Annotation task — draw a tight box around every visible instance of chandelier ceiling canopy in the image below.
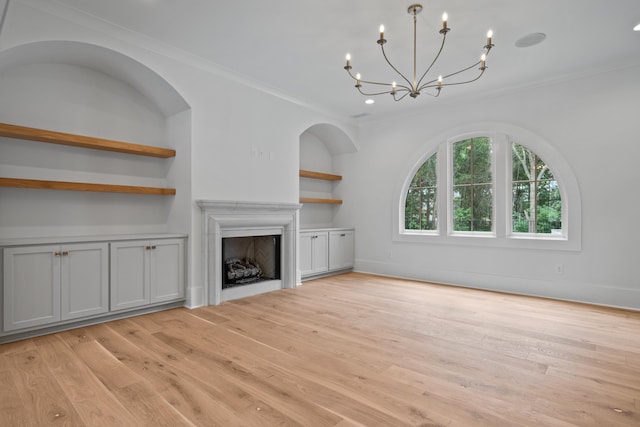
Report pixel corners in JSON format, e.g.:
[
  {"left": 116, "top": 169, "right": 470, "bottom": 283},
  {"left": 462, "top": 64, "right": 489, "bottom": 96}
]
[{"left": 344, "top": 3, "right": 495, "bottom": 101}]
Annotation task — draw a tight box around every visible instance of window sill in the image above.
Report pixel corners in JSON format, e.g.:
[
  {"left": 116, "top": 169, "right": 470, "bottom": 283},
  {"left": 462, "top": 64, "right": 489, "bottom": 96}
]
[{"left": 394, "top": 230, "right": 579, "bottom": 251}]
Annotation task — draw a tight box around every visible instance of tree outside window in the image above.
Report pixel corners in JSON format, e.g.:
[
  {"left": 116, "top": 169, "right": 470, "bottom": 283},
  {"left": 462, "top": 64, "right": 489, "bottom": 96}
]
[
  {"left": 403, "top": 133, "right": 566, "bottom": 241},
  {"left": 405, "top": 154, "right": 437, "bottom": 230},
  {"left": 452, "top": 137, "right": 493, "bottom": 232},
  {"left": 512, "top": 143, "right": 562, "bottom": 234}
]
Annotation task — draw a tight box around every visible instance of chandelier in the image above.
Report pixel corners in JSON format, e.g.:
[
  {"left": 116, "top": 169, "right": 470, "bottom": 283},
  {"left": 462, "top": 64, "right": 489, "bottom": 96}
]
[{"left": 344, "top": 4, "right": 494, "bottom": 101}]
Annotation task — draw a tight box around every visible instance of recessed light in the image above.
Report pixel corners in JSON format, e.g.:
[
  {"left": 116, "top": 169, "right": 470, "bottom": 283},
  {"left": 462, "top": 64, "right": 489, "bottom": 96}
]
[
  {"left": 365, "top": 99, "right": 375, "bottom": 105},
  {"left": 634, "top": 23, "right": 640, "bottom": 32},
  {"left": 515, "top": 32, "right": 546, "bottom": 48}
]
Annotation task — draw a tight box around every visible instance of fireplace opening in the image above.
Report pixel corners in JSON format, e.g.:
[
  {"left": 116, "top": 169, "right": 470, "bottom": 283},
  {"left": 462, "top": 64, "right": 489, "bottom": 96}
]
[{"left": 222, "top": 235, "right": 281, "bottom": 289}]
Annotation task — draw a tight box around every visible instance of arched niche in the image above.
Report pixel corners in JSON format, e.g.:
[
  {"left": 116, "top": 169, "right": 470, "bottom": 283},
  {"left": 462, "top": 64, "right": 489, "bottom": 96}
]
[
  {"left": 0, "top": 40, "right": 189, "bottom": 117},
  {"left": 299, "top": 123, "right": 356, "bottom": 228},
  {"left": 0, "top": 40, "right": 192, "bottom": 238}
]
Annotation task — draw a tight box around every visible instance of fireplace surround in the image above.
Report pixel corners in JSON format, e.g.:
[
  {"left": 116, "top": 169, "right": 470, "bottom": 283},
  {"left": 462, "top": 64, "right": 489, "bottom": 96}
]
[{"left": 197, "top": 200, "right": 301, "bottom": 305}]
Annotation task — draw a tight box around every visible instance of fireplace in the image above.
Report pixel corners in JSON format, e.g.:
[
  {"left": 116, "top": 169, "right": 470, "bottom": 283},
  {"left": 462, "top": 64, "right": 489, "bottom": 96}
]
[
  {"left": 222, "top": 234, "right": 281, "bottom": 288},
  {"left": 197, "top": 200, "right": 301, "bottom": 305}
]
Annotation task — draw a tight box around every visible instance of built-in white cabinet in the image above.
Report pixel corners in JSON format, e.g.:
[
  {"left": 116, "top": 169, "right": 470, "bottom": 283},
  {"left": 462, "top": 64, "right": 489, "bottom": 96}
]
[
  {"left": 329, "top": 230, "right": 355, "bottom": 271},
  {"left": 3, "top": 242, "right": 108, "bottom": 332},
  {"left": 300, "top": 231, "right": 329, "bottom": 277},
  {"left": 110, "top": 238, "right": 184, "bottom": 311},
  {"left": 1, "top": 234, "right": 186, "bottom": 338},
  {"left": 300, "top": 228, "right": 354, "bottom": 279}
]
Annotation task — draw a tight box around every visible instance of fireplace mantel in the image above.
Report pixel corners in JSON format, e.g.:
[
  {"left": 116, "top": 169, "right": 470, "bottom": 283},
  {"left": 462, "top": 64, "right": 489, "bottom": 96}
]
[{"left": 197, "top": 200, "right": 302, "bottom": 305}]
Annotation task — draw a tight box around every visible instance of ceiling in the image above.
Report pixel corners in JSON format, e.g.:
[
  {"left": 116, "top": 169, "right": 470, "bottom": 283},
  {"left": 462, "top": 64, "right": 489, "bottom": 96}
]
[{"left": 41, "top": 0, "right": 640, "bottom": 120}]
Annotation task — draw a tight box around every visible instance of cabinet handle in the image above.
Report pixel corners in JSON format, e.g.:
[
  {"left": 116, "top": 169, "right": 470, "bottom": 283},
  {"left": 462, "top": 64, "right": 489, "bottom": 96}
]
[
  {"left": 151, "top": 246, "right": 156, "bottom": 250},
  {"left": 145, "top": 246, "right": 151, "bottom": 250},
  {"left": 54, "top": 251, "right": 61, "bottom": 257},
  {"left": 62, "top": 251, "right": 69, "bottom": 256},
  {"left": 340, "top": 233, "right": 346, "bottom": 237}
]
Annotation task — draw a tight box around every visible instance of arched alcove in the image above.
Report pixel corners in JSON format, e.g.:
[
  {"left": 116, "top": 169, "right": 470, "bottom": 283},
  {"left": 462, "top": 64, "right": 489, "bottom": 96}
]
[
  {"left": 299, "top": 123, "right": 356, "bottom": 228},
  {"left": 0, "top": 40, "right": 192, "bottom": 238}
]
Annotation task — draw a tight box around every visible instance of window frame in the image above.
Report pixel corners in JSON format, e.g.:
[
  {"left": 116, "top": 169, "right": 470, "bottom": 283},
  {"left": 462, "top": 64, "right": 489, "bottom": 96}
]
[
  {"left": 394, "top": 124, "right": 581, "bottom": 251},
  {"left": 447, "top": 133, "right": 497, "bottom": 237}
]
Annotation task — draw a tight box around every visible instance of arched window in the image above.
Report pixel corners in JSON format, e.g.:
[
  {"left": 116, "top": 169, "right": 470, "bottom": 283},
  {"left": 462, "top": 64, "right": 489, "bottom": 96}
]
[
  {"left": 511, "top": 142, "right": 562, "bottom": 235},
  {"left": 452, "top": 137, "right": 493, "bottom": 232},
  {"left": 405, "top": 154, "right": 437, "bottom": 231},
  {"left": 399, "top": 126, "right": 579, "bottom": 250}
]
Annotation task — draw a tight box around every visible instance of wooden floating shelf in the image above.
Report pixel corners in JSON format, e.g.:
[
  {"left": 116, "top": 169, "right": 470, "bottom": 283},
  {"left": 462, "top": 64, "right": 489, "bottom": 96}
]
[
  {"left": 0, "top": 122, "right": 176, "bottom": 158},
  {"left": 299, "top": 170, "right": 342, "bottom": 181},
  {"left": 300, "top": 197, "right": 342, "bottom": 205},
  {"left": 0, "top": 178, "right": 176, "bottom": 195}
]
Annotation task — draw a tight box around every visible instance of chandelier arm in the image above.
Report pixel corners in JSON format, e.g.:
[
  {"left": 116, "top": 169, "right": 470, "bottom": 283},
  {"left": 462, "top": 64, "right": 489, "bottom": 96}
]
[
  {"left": 357, "top": 87, "right": 395, "bottom": 96},
  {"left": 393, "top": 91, "right": 411, "bottom": 101},
  {"left": 416, "top": 33, "right": 447, "bottom": 88},
  {"left": 417, "top": 61, "right": 484, "bottom": 91},
  {"left": 419, "top": 67, "right": 485, "bottom": 91},
  {"left": 442, "top": 60, "right": 483, "bottom": 79},
  {"left": 423, "top": 89, "right": 442, "bottom": 97},
  {"left": 346, "top": 65, "right": 411, "bottom": 90},
  {"left": 380, "top": 44, "right": 414, "bottom": 89}
]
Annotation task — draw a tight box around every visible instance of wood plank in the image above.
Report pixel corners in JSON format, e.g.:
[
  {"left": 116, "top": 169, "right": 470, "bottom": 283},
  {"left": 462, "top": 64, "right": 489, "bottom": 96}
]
[
  {"left": 35, "top": 337, "right": 139, "bottom": 426},
  {"left": 299, "top": 169, "right": 342, "bottom": 181},
  {"left": 0, "top": 369, "right": 30, "bottom": 426},
  {"left": 6, "top": 349, "right": 86, "bottom": 426},
  {"left": 2, "top": 272, "right": 640, "bottom": 426},
  {"left": 0, "top": 122, "right": 176, "bottom": 158},
  {"left": 0, "top": 177, "right": 176, "bottom": 195},
  {"left": 300, "top": 197, "right": 342, "bottom": 204}
]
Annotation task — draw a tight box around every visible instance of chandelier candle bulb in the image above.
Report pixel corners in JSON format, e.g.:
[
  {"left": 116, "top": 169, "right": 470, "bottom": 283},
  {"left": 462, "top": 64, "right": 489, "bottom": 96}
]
[
  {"left": 379, "top": 25, "right": 385, "bottom": 43},
  {"left": 345, "top": 53, "right": 351, "bottom": 69},
  {"left": 442, "top": 12, "right": 448, "bottom": 30},
  {"left": 486, "top": 30, "right": 493, "bottom": 47},
  {"left": 438, "top": 75, "right": 442, "bottom": 88},
  {"left": 481, "top": 53, "right": 486, "bottom": 69}
]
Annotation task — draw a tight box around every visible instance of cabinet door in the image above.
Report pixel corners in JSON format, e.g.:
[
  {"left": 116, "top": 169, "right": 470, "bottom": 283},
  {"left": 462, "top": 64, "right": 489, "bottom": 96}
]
[
  {"left": 300, "top": 232, "right": 329, "bottom": 277},
  {"left": 3, "top": 245, "right": 61, "bottom": 331},
  {"left": 329, "top": 230, "right": 355, "bottom": 271},
  {"left": 299, "top": 233, "right": 314, "bottom": 276},
  {"left": 61, "top": 243, "right": 109, "bottom": 320},
  {"left": 312, "top": 232, "right": 329, "bottom": 275},
  {"left": 149, "top": 239, "right": 184, "bottom": 303},
  {"left": 110, "top": 241, "right": 149, "bottom": 311}
]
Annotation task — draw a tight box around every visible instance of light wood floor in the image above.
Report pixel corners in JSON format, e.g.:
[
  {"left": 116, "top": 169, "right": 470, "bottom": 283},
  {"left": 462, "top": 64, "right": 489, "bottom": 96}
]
[{"left": 1, "top": 272, "right": 639, "bottom": 426}]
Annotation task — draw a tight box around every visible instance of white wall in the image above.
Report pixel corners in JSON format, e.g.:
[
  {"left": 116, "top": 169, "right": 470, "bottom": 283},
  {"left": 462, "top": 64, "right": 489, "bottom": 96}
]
[
  {"left": 337, "top": 64, "right": 640, "bottom": 310},
  {"left": 0, "top": 0, "right": 357, "bottom": 307}
]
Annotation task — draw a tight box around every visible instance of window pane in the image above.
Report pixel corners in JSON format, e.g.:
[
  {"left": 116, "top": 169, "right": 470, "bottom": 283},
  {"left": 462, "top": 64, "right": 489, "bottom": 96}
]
[
  {"left": 453, "top": 137, "right": 493, "bottom": 232},
  {"left": 471, "top": 137, "right": 492, "bottom": 184},
  {"left": 453, "top": 186, "right": 471, "bottom": 231},
  {"left": 536, "top": 180, "right": 562, "bottom": 233},
  {"left": 512, "top": 142, "right": 562, "bottom": 234},
  {"left": 453, "top": 139, "right": 471, "bottom": 185},
  {"left": 405, "top": 155, "right": 437, "bottom": 230},
  {"left": 473, "top": 184, "right": 493, "bottom": 231},
  {"left": 410, "top": 155, "right": 437, "bottom": 187},
  {"left": 512, "top": 182, "right": 533, "bottom": 232}
]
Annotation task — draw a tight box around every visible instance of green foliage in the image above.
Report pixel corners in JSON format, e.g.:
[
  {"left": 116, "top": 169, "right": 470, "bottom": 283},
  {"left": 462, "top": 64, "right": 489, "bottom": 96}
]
[
  {"left": 405, "top": 155, "right": 437, "bottom": 230},
  {"left": 404, "top": 139, "right": 562, "bottom": 235},
  {"left": 453, "top": 137, "right": 493, "bottom": 231},
  {"left": 511, "top": 143, "right": 562, "bottom": 234}
]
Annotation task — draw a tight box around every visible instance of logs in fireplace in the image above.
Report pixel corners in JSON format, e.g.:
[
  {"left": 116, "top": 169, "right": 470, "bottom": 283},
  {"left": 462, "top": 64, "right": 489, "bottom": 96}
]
[{"left": 225, "top": 258, "right": 262, "bottom": 284}]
